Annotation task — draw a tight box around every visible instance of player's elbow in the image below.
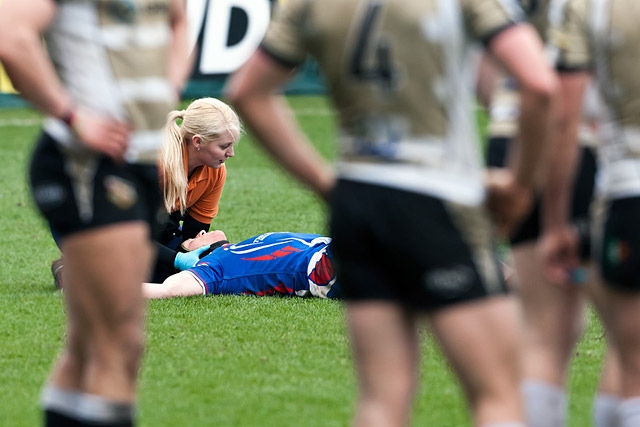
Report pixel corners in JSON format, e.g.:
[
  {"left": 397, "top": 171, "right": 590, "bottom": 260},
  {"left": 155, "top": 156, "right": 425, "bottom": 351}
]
[
  {"left": 0, "top": 27, "right": 24, "bottom": 63},
  {"left": 224, "top": 80, "right": 241, "bottom": 107},
  {"left": 521, "top": 72, "right": 559, "bottom": 110},
  {"left": 224, "top": 72, "right": 250, "bottom": 114},
  {"left": 224, "top": 52, "right": 280, "bottom": 115}
]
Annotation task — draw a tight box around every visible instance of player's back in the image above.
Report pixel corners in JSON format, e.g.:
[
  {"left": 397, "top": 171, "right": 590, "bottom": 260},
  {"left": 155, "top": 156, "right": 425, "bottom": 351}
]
[
  {"left": 554, "top": 0, "right": 640, "bottom": 197},
  {"left": 263, "top": 0, "right": 521, "bottom": 205}
]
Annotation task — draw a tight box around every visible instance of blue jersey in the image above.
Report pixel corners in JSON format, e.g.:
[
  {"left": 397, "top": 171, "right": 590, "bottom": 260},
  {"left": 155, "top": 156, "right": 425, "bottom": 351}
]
[{"left": 187, "top": 232, "right": 341, "bottom": 298}]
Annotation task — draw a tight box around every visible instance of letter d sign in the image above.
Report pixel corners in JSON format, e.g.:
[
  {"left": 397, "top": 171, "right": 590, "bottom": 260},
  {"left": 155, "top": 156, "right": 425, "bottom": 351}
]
[{"left": 189, "top": 0, "right": 272, "bottom": 75}]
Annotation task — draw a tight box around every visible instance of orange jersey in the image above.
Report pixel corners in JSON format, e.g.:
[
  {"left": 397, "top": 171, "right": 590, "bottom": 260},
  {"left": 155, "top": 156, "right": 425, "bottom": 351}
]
[
  {"left": 159, "top": 144, "right": 227, "bottom": 225},
  {"left": 179, "top": 163, "right": 226, "bottom": 224}
]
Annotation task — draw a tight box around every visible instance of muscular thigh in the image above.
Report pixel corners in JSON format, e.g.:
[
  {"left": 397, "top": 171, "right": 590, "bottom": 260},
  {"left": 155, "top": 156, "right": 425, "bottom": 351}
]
[
  {"left": 329, "top": 180, "right": 508, "bottom": 311},
  {"left": 29, "top": 132, "right": 163, "bottom": 239}
]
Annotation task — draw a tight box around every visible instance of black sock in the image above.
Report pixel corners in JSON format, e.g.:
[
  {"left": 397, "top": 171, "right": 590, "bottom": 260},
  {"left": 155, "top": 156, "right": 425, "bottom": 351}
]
[
  {"left": 80, "top": 419, "right": 133, "bottom": 427},
  {"left": 44, "top": 408, "right": 81, "bottom": 427},
  {"left": 41, "top": 385, "right": 134, "bottom": 427},
  {"left": 45, "top": 409, "right": 133, "bottom": 427}
]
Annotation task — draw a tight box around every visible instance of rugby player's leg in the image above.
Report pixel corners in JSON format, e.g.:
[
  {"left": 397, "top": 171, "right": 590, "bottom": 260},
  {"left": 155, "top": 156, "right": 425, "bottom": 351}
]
[
  {"left": 592, "top": 344, "right": 622, "bottom": 427},
  {"left": 429, "top": 295, "right": 524, "bottom": 426},
  {"left": 347, "top": 301, "right": 419, "bottom": 427},
  {"left": 588, "top": 280, "right": 640, "bottom": 427},
  {"left": 512, "top": 242, "right": 586, "bottom": 427},
  {"left": 45, "top": 222, "right": 151, "bottom": 426},
  {"left": 584, "top": 265, "right": 621, "bottom": 427}
]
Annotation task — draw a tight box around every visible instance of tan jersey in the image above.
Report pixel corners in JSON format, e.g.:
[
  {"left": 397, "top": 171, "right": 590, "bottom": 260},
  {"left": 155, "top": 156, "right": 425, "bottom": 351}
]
[
  {"left": 520, "top": 0, "right": 553, "bottom": 41},
  {"left": 554, "top": 0, "right": 640, "bottom": 198},
  {"left": 43, "top": 0, "right": 176, "bottom": 164},
  {"left": 488, "top": 0, "right": 602, "bottom": 147},
  {"left": 262, "top": 0, "right": 522, "bottom": 205}
]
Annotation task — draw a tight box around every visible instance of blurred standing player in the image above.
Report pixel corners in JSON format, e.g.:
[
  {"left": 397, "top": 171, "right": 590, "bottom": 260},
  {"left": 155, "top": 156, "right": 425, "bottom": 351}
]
[
  {"left": 0, "top": 1, "right": 190, "bottom": 426},
  {"left": 543, "top": 0, "right": 640, "bottom": 425},
  {"left": 226, "top": 0, "right": 557, "bottom": 425},
  {"left": 483, "top": 1, "right": 606, "bottom": 426}
]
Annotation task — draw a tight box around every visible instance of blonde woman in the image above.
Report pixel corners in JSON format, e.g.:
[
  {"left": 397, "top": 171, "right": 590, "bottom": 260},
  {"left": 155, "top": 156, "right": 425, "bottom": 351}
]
[
  {"left": 153, "top": 97, "right": 242, "bottom": 280},
  {"left": 158, "top": 97, "right": 241, "bottom": 246}
]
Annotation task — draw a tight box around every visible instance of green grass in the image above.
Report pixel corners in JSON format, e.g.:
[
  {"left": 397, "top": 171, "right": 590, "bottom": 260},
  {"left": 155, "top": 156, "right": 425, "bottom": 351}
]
[{"left": 0, "top": 96, "right": 605, "bottom": 426}]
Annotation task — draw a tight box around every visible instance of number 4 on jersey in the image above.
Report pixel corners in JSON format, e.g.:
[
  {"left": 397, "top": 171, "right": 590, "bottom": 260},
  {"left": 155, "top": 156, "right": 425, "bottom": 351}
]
[{"left": 349, "top": 0, "right": 397, "bottom": 93}]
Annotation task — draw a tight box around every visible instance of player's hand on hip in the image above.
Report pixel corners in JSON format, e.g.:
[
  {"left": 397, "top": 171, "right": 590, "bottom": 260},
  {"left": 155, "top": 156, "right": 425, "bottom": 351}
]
[
  {"left": 72, "top": 109, "right": 130, "bottom": 162},
  {"left": 485, "top": 167, "right": 533, "bottom": 239}
]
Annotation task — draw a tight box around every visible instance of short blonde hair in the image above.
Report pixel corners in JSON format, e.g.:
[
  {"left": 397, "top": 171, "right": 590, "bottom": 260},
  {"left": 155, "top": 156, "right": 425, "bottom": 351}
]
[{"left": 161, "top": 98, "right": 242, "bottom": 214}]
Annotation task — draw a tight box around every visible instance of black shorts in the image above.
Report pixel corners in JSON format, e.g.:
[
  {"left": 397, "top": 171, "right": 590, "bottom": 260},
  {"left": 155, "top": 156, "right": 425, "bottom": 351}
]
[
  {"left": 29, "top": 132, "right": 165, "bottom": 239},
  {"left": 329, "top": 180, "right": 508, "bottom": 311},
  {"left": 487, "top": 136, "right": 596, "bottom": 259},
  {"left": 594, "top": 197, "right": 640, "bottom": 292}
]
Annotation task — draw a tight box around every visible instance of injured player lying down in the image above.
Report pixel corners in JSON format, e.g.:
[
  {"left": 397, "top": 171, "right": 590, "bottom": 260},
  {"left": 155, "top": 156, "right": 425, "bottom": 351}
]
[{"left": 143, "top": 230, "right": 341, "bottom": 299}]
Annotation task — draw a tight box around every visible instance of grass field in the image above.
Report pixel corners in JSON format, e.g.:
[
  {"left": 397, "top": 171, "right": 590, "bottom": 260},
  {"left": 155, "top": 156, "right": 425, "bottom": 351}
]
[{"left": 0, "top": 96, "right": 606, "bottom": 426}]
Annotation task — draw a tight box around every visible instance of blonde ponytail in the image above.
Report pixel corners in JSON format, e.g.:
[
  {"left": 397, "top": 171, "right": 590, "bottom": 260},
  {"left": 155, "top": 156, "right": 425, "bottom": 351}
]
[
  {"left": 160, "top": 98, "right": 243, "bottom": 215},
  {"left": 161, "top": 109, "right": 188, "bottom": 213}
]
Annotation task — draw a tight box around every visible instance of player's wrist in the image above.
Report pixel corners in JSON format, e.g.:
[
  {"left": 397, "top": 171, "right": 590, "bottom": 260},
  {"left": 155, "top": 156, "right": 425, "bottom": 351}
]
[{"left": 60, "top": 108, "right": 80, "bottom": 134}]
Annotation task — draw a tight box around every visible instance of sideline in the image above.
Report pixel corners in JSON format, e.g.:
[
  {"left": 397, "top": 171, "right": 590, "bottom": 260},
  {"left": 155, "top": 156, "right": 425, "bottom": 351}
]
[
  {"left": 0, "top": 118, "right": 43, "bottom": 127},
  {"left": 0, "top": 109, "right": 333, "bottom": 128}
]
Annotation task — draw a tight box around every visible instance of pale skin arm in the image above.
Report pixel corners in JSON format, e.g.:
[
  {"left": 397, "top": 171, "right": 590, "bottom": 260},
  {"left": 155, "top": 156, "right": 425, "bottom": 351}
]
[
  {"left": 224, "top": 51, "right": 335, "bottom": 200},
  {"left": 484, "top": 23, "right": 559, "bottom": 238},
  {"left": 476, "top": 51, "right": 504, "bottom": 110},
  {"left": 538, "top": 71, "right": 589, "bottom": 284},
  {"left": 488, "top": 23, "right": 558, "bottom": 188},
  {"left": 143, "top": 271, "right": 204, "bottom": 299},
  {"left": 541, "top": 72, "right": 588, "bottom": 230},
  {"left": 0, "top": 0, "right": 68, "bottom": 120},
  {"left": 168, "top": 0, "right": 193, "bottom": 94},
  {"left": 0, "top": 0, "right": 129, "bottom": 161}
]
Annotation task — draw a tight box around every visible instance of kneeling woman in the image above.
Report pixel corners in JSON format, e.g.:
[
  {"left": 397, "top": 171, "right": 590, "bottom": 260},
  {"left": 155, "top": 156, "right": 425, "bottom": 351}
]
[{"left": 153, "top": 97, "right": 242, "bottom": 281}]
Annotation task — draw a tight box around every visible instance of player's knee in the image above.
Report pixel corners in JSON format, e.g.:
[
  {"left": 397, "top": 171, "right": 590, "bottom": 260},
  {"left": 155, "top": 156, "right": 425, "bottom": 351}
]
[
  {"left": 121, "top": 323, "right": 145, "bottom": 377},
  {"left": 104, "top": 305, "right": 145, "bottom": 366},
  {"left": 464, "top": 367, "right": 520, "bottom": 410},
  {"left": 362, "top": 375, "right": 417, "bottom": 410}
]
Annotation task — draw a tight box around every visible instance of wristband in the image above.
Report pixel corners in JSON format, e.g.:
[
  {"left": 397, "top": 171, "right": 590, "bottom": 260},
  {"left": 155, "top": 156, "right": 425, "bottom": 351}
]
[{"left": 61, "top": 109, "right": 76, "bottom": 128}]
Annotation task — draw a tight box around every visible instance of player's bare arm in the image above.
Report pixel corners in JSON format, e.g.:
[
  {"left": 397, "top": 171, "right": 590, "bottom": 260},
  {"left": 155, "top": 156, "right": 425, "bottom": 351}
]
[
  {"left": 0, "top": 0, "right": 69, "bottom": 119},
  {"left": 143, "top": 271, "right": 204, "bottom": 299},
  {"left": 225, "top": 50, "right": 335, "bottom": 200},
  {"left": 168, "top": 0, "right": 192, "bottom": 95},
  {"left": 0, "top": 0, "right": 130, "bottom": 161},
  {"left": 485, "top": 23, "right": 559, "bottom": 237},
  {"left": 539, "top": 71, "right": 590, "bottom": 284}
]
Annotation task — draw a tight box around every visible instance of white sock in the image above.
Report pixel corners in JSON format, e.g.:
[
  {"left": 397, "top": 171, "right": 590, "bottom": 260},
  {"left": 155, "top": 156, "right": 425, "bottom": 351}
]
[
  {"left": 76, "top": 392, "right": 135, "bottom": 424},
  {"left": 40, "top": 384, "right": 81, "bottom": 417},
  {"left": 617, "top": 397, "right": 640, "bottom": 427},
  {"left": 41, "top": 385, "right": 134, "bottom": 424},
  {"left": 522, "top": 379, "right": 566, "bottom": 427},
  {"left": 593, "top": 394, "right": 621, "bottom": 427}
]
